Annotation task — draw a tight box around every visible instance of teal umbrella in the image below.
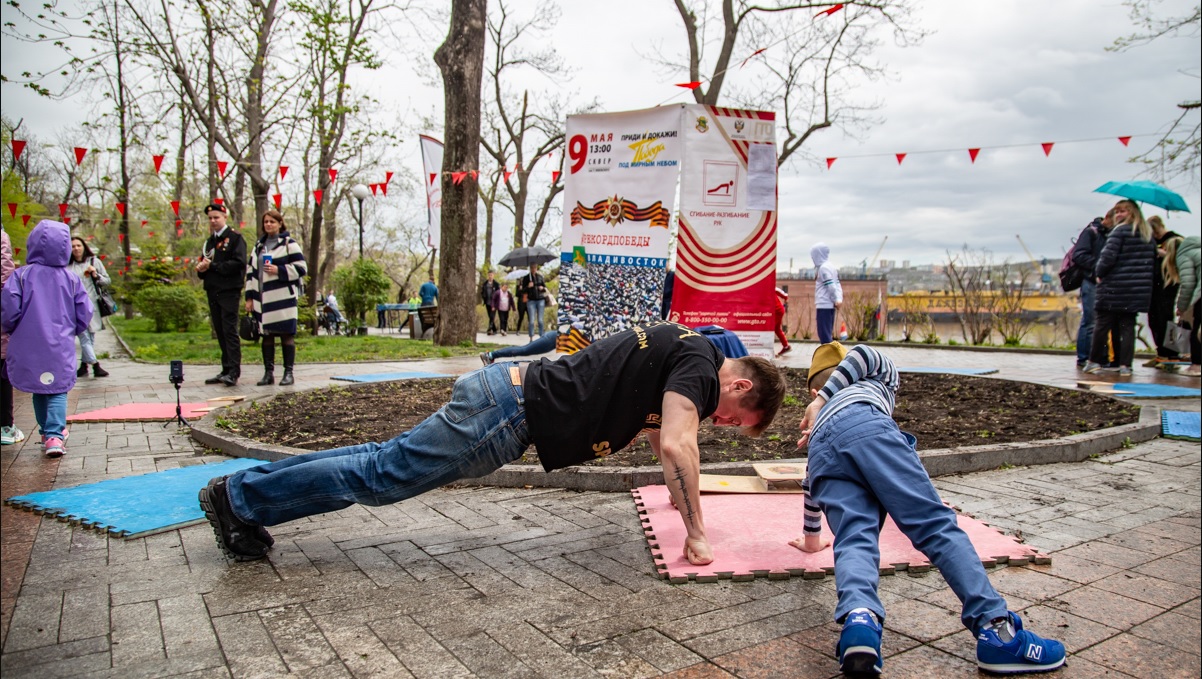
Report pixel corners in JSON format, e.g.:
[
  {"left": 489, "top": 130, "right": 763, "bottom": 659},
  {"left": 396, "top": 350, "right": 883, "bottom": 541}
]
[{"left": 1094, "top": 180, "right": 1191, "bottom": 212}]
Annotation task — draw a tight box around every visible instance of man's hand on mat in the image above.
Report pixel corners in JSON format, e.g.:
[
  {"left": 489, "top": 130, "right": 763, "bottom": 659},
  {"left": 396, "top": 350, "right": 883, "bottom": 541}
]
[
  {"left": 685, "top": 536, "right": 713, "bottom": 565},
  {"left": 789, "top": 534, "right": 831, "bottom": 553}
]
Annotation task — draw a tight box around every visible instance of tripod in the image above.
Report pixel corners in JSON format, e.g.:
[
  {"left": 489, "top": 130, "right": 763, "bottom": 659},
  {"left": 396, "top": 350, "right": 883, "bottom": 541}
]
[{"left": 163, "top": 381, "right": 190, "bottom": 428}]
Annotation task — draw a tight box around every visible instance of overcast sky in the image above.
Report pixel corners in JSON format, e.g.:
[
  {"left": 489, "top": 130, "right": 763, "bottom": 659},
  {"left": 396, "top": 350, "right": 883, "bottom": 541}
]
[{"left": 3, "top": 0, "right": 1199, "bottom": 270}]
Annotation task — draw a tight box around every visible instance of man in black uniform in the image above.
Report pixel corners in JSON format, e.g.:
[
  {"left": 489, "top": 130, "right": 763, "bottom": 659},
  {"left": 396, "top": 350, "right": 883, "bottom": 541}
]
[
  {"left": 199, "top": 321, "right": 787, "bottom": 562},
  {"left": 196, "top": 203, "right": 247, "bottom": 386}
]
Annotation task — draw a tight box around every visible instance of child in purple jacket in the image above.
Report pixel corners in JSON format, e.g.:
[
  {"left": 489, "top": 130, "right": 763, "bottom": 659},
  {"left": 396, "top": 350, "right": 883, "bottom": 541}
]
[{"left": 0, "top": 221, "right": 93, "bottom": 457}]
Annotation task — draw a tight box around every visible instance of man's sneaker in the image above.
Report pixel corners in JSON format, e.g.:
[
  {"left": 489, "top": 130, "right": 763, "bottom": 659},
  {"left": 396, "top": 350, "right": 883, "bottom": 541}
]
[
  {"left": 1117, "top": 366, "right": 1133, "bottom": 377},
  {"left": 1, "top": 425, "right": 25, "bottom": 445},
  {"left": 976, "top": 612, "right": 1066, "bottom": 675},
  {"left": 43, "top": 436, "right": 65, "bottom": 458},
  {"left": 479, "top": 352, "right": 494, "bottom": 366},
  {"left": 1081, "top": 362, "right": 1103, "bottom": 374},
  {"left": 837, "top": 610, "right": 883, "bottom": 676},
  {"left": 198, "top": 477, "right": 269, "bottom": 561}
]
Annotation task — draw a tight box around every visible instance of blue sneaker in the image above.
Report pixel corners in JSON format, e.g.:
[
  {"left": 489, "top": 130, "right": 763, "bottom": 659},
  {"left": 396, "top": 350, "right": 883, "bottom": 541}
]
[
  {"left": 977, "top": 612, "right": 1066, "bottom": 674},
  {"left": 837, "top": 610, "right": 882, "bottom": 676}
]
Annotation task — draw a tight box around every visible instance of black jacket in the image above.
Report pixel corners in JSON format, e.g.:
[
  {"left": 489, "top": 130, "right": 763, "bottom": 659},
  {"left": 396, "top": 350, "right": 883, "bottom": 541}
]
[
  {"left": 480, "top": 278, "right": 500, "bottom": 308},
  {"left": 198, "top": 227, "right": 248, "bottom": 294},
  {"left": 1094, "top": 224, "right": 1156, "bottom": 314},
  {"left": 1070, "top": 218, "right": 1109, "bottom": 274}
]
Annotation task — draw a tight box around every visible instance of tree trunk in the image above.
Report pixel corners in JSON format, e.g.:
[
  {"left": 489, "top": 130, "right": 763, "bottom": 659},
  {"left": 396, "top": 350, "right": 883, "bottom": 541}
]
[{"left": 433, "top": 0, "right": 487, "bottom": 346}]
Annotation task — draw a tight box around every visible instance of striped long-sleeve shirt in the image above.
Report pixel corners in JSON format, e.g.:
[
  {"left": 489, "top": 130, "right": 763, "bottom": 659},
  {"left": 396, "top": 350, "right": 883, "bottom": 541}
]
[{"left": 801, "top": 345, "right": 900, "bottom": 535}]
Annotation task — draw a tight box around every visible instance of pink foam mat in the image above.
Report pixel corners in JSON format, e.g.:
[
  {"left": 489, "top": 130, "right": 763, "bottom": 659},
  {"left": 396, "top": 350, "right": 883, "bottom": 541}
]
[
  {"left": 632, "top": 485, "right": 1048, "bottom": 584},
  {"left": 67, "top": 403, "right": 215, "bottom": 423}
]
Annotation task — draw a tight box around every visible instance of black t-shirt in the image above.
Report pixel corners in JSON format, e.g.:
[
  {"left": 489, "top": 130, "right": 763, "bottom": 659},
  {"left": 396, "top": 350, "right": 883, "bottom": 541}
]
[{"left": 525, "top": 321, "right": 724, "bottom": 471}]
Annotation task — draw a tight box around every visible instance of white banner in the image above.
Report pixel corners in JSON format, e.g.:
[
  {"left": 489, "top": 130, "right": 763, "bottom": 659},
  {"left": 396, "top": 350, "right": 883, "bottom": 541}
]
[
  {"left": 558, "top": 106, "right": 683, "bottom": 341},
  {"left": 418, "top": 134, "right": 444, "bottom": 249}
]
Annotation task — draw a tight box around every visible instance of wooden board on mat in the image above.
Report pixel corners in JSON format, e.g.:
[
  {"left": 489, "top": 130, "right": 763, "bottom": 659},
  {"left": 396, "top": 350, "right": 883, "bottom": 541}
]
[
  {"left": 698, "top": 474, "right": 805, "bottom": 494},
  {"left": 752, "top": 462, "right": 806, "bottom": 482},
  {"left": 207, "top": 395, "right": 246, "bottom": 403}
]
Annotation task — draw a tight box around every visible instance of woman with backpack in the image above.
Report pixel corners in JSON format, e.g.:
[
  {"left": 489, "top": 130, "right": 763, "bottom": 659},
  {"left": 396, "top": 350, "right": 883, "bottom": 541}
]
[
  {"left": 67, "top": 236, "right": 111, "bottom": 378},
  {"left": 1082, "top": 200, "right": 1157, "bottom": 376}
]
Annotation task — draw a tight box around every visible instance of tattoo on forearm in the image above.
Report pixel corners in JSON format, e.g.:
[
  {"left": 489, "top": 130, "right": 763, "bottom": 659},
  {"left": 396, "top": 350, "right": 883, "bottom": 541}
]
[{"left": 672, "top": 464, "right": 697, "bottom": 526}]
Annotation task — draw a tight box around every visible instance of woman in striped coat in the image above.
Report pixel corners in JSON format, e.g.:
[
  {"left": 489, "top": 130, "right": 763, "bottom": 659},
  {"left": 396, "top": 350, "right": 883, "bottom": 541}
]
[{"left": 245, "top": 210, "right": 307, "bottom": 386}]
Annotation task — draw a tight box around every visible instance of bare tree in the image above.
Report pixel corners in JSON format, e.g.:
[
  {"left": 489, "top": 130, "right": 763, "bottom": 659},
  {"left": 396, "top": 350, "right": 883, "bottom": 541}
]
[
  {"left": 433, "top": 0, "right": 487, "bottom": 346},
  {"left": 669, "top": 0, "right": 923, "bottom": 167},
  {"left": 1110, "top": 0, "right": 1201, "bottom": 187},
  {"left": 944, "top": 247, "right": 996, "bottom": 346},
  {"left": 993, "top": 263, "right": 1035, "bottom": 347}
]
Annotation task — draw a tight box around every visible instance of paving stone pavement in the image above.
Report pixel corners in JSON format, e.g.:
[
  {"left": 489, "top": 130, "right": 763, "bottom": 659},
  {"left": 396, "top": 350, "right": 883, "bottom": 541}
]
[{"left": 1, "top": 328, "right": 1198, "bottom": 677}]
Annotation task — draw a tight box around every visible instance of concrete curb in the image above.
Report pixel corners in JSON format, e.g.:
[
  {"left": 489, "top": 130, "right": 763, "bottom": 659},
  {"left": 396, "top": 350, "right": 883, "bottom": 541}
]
[{"left": 190, "top": 388, "right": 1161, "bottom": 491}]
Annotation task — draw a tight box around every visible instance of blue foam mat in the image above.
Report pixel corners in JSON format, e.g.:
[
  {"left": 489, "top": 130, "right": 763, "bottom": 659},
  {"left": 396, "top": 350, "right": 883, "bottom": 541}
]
[
  {"left": 900, "top": 367, "right": 998, "bottom": 376},
  {"left": 1109, "top": 383, "right": 1202, "bottom": 398},
  {"left": 1162, "top": 411, "right": 1201, "bottom": 441},
  {"left": 331, "top": 371, "right": 451, "bottom": 383},
  {"left": 4, "top": 458, "right": 266, "bottom": 539}
]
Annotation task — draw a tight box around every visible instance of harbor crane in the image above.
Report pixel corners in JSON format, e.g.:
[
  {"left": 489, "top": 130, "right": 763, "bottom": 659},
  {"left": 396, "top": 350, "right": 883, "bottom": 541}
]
[
  {"left": 860, "top": 236, "right": 888, "bottom": 276},
  {"left": 1015, "top": 235, "right": 1054, "bottom": 293}
]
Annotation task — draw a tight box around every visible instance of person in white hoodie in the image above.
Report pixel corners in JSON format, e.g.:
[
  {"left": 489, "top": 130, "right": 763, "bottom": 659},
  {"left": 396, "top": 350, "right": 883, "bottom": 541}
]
[{"left": 811, "top": 243, "right": 843, "bottom": 343}]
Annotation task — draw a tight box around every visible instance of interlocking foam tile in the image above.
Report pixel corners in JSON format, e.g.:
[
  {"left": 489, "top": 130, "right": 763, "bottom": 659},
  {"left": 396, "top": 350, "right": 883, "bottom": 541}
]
[
  {"left": 899, "top": 367, "right": 998, "bottom": 376},
  {"left": 632, "top": 485, "right": 1046, "bottom": 584},
  {"left": 67, "top": 402, "right": 217, "bottom": 422},
  {"left": 1162, "top": 410, "right": 1201, "bottom": 441},
  {"left": 5, "top": 458, "right": 266, "bottom": 539},
  {"left": 330, "top": 371, "right": 451, "bottom": 383},
  {"left": 1108, "top": 383, "right": 1202, "bottom": 398}
]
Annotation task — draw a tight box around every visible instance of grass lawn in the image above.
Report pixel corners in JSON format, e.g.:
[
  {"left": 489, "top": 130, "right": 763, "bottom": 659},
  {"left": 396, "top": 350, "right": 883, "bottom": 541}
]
[{"left": 108, "top": 316, "right": 500, "bottom": 364}]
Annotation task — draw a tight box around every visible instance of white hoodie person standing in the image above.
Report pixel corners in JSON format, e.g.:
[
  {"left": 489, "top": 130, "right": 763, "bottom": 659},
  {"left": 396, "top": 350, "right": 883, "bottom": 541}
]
[{"left": 812, "top": 243, "right": 843, "bottom": 343}]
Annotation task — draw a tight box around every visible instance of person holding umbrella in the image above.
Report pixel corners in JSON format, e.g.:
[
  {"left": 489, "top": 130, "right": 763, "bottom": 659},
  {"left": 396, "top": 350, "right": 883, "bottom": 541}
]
[
  {"left": 1082, "top": 199, "right": 1156, "bottom": 376},
  {"left": 519, "top": 264, "right": 548, "bottom": 340}
]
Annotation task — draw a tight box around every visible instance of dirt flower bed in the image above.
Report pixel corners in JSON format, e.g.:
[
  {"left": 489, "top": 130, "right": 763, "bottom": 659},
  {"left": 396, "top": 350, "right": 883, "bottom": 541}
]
[{"left": 221, "top": 370, "right": 1139, "bottom": 467}]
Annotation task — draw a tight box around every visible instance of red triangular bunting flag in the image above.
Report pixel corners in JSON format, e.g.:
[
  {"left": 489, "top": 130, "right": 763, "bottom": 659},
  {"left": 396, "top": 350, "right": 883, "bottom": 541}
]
[
  {"left": 175, "top": 219, "right": 181, "bottom": 227},
  {"left": 239, "top": 221, "right": 245, "bottom": 227},
  {"left": 451, "top": 171, "right": 467, "bottom": 185},
  {"left": 98, "top": 253, "right": 105, "bottom": 259},
  {"left": 279, "top": 165, "right": 289, "bottom": 180},
  {"left": 87, "top": 235, "right": 93, "bottom": 240},
  {"left": 137, "top": 260, "right": 142, "bottom": 266},
  {"left": 21, "top": 215, "right": 30, "bottom": 226},
  {"left": 119, "top": 234, "right": 125, "bottom": 243},
  {"left": 825, "top": 157, "right": 837, "bottom": 169},
  {"left": 12, "top": 248, "right": 18, "bottom": 255},
  {"left": 59, "top": 203, "right": 68, "bottom": 217},
  {"left": 213, "top": 197, "right": 224, "bottom": 205},
  {"left": 170, "top": 200, "right": 180, "bottom": 215},
  {"left": 217, "top": 160, "right": 228, "bottom": 177},
  {"left": 6, "top": 203, "right": 16, "bottom": 218},
  {"left": 551, "top": 170, "right": 561, "bottom": 184},
  {"left": 895, "top": 153, "right": 906, "bottom": 165},
  {"left": 675, "top": 81, "right": 702, "bottom": 90},
  {"left": 73, "top": 147, "right": 87, "bottom": 165},
  {"left": 147, "top": 231, "right": 155, "bottom": 237},
  {"left": 153, "top": 154, "right": 165, "bottom": 173},
  {"left": 385, "top": 171, "right": 393, "bottom": 184},
  {"left": 141, "top": 220, "right": 148, "bottom": 227},
  {"left": 504, "top": 166, "right": 514, "bottom": 182},
  {"left": 429, "top": 172, "right": 438, "bottom": 185},
  {"left": 115, "top": 202, "right": 126, "bottom": 216},
  {"left": 369, "top": 184, "right": 378, "bottom": 196},
  {"left": 379, "top": 182, "right": 388, "bottom": 196},
  {"left": 1118, "top": 136, "right": 1131, "bottom": 147},
  {"left": 313, "top": 189, "right": 323, "bottom": 205},
  {"left": 11, "top": 140, "right": 26, "bottom": 160},
  {"left": 470, "top": 170, "right": 479, "bottom": 180},
  {"left": 272, "top": 193, "right": 282, "bottom": 209},
  {"left": 968, "top": 148, "right": 981, "bottom": 163},
  {"left": 63, "top": 217, "right": 71, "bottom": 225},
  {"left": 328, "top": 168, "right": 338, "bottom": 182},
  {"left": 103, "top": 218, "right": 110, "bottom": 225},
  {"left": 178, "top": 229, "right": 184, "bottom": 237},
  {"left": 816, "top": 3, "right": 844, "bottom": 17},
  {"left": 740, "top": 48, "right": 768, "bottom": 69},
  {"left": 1041, "top": 142, "right": 1054, "bottom": 156}
]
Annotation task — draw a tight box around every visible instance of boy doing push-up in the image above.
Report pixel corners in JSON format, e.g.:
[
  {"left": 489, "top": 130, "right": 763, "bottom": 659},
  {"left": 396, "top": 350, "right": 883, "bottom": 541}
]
[{"left": 793, "top": 342, "right": 1065, "bottom": 676}]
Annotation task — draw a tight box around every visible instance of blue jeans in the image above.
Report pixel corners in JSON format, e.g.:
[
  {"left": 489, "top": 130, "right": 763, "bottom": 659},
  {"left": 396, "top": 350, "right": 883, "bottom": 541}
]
[
  {"left": 816, "top": 308, "right": 836, "bottom": 344},
  {"left": 807, "top": 403, "right": 1008, "bottom": 633},
  {"left": 526, "top": 299, "right": 546, "bottom": 339},
  {"left": 493, "top": 331, "right": 557, "bottom": 359},
  {"left": 78, "top": 329, "right": 97, "bottom": 364},
  {"left": 1076, "top": 279, "right": 1096, "bottom": 363},
  {"left": 32, "top": 392, "right": 68, "bottom": 439},
  {"left": 227, "top": 362, "right": 531, "bottom": 526}
]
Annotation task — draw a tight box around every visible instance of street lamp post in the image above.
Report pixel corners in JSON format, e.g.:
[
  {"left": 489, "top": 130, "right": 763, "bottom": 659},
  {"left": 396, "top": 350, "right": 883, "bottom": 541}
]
[{"left": 350, "top": 183, "right": 370, "bottom": 259}]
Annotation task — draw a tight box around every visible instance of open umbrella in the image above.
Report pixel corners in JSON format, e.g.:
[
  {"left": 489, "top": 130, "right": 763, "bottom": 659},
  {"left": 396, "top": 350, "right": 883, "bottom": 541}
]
[
  {"left": 1094, "top": 180, "right": 1191, "bottom": 213},
  {"left": 498, "top": 245, "right": 558, "bottom": 268},
  {"left": 503, "top": 269, "right": 527, "bottom": 280}
]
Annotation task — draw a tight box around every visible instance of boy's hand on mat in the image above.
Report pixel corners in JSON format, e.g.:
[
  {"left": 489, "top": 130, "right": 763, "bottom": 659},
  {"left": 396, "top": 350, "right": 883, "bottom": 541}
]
[
  {"left": 797, "top": 395, "right": 826, "bottom": 448},
  {"left": 789, "top": 534, "right": 831, "bottom": 553},
  {"left": 685, "top": 536, "right": 713, "bottom": 565}
]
